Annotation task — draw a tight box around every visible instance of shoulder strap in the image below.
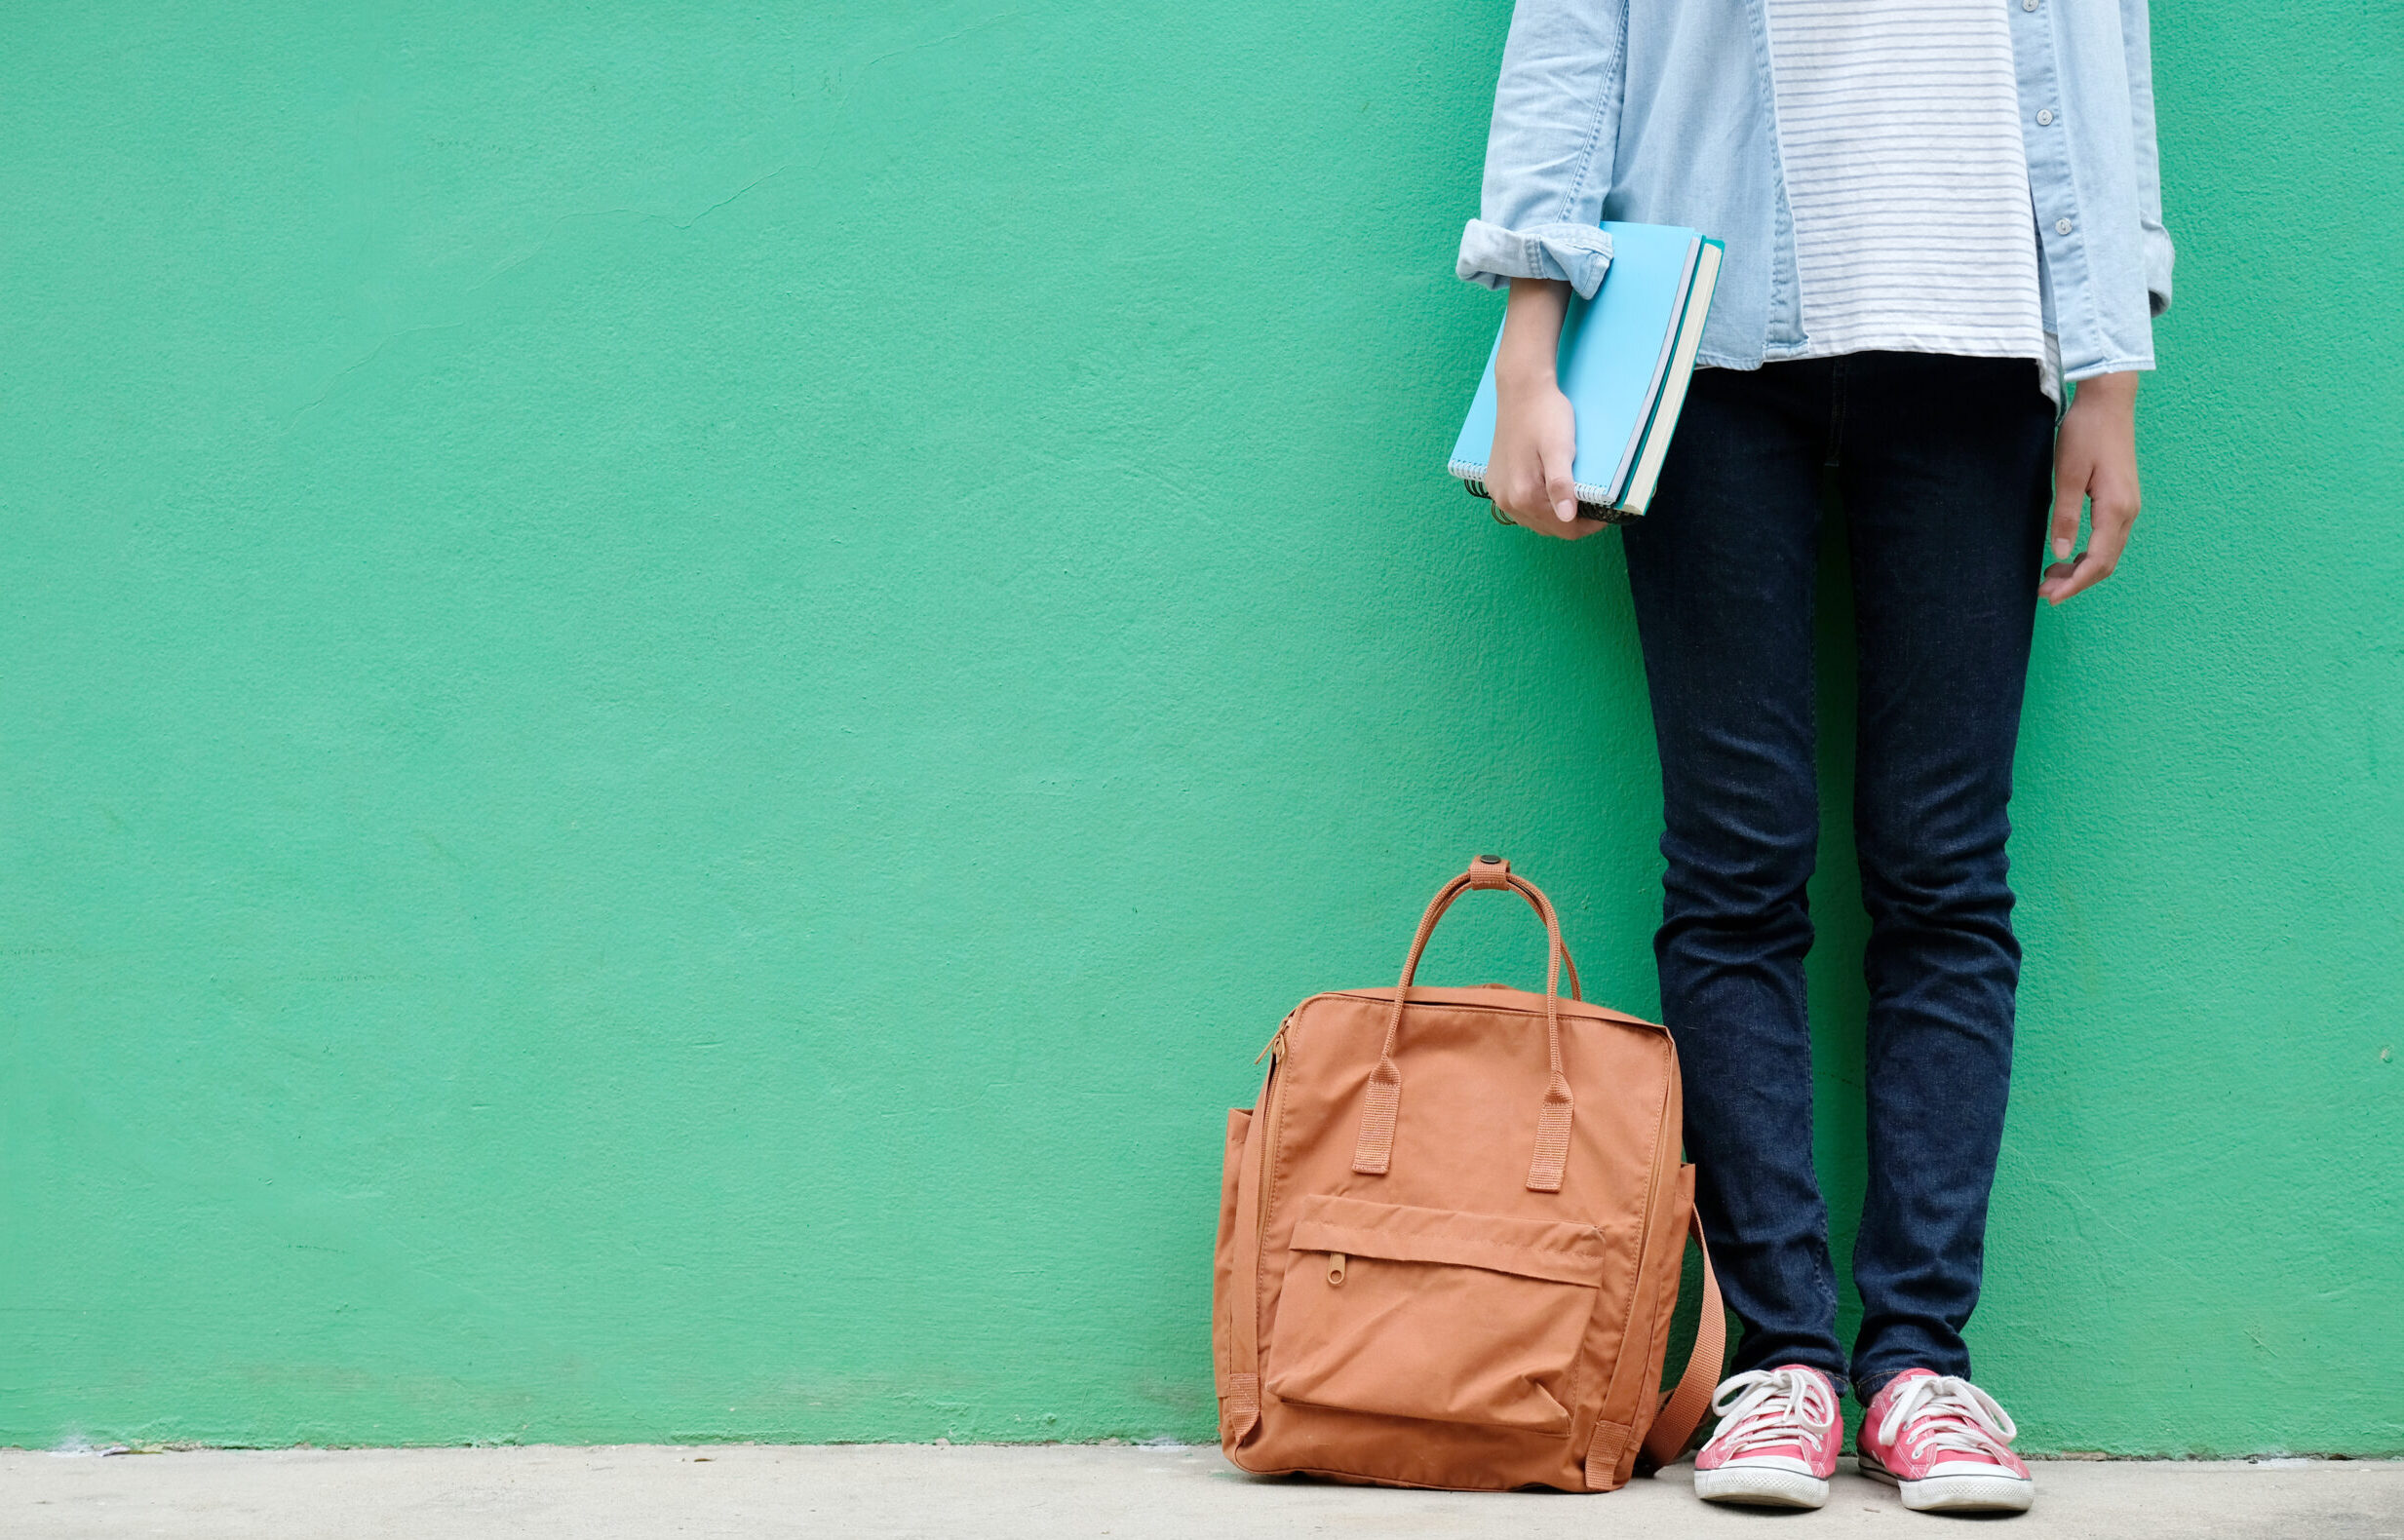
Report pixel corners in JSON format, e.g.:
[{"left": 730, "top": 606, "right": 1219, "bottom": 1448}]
[
  {"left": 1220, "top": 1081, "right": 1272, "bottom": 1447},
  {"left": 1639, "top": 1209, "right": 1726, "bottom": 1469}
]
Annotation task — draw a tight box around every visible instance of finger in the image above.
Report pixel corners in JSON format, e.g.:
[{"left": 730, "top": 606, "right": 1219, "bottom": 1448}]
[
  {"left": 1544, "top": 464, "right": 1579, "bottom": 526},
  {"left": 2038, "top": 556, "right": 2092, "bottom": 606},
  {"left": 1497, "top": 482, "right": 1560, "bottom": 537},
  {"left": 1516, "top": 491, "right": 1569, "bottom": 535},
  {"left": 2048, "top": 494, "right": 2083, "bottom": 562},
  {"left": 2038, "top": 546, "right": 2120, "bottom": 605},
  {"left": 2049, "top": 454, "right": 2091, "bottom": 561},
  {"left": 1522, "top": 503, "right": 1581, "bottom": 539},
  {"left": 2058, "top": 489, "right": 2138, "bottom": 597},
  {"left": 2089, "top": 484, "right": 2140, "bottom": 546}
]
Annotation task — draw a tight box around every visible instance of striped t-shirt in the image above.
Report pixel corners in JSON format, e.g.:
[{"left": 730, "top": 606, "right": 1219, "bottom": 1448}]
[{"left": 1764, "top": 0, "right": 2051, "bottom": 391}]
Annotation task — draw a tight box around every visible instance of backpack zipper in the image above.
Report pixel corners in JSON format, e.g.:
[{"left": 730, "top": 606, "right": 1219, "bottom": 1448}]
[{"left": 1254, "top": 1014, "right": 1296, "bottom": 1248}]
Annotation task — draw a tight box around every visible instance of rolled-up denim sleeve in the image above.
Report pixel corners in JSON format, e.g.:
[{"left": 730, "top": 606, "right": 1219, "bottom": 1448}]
[
  {"left": 1456, "top": 0, "right": 1629, "bottom": 297},
  {"left": 2121, "top": 0, "right": 2174, "bottom": 317}
]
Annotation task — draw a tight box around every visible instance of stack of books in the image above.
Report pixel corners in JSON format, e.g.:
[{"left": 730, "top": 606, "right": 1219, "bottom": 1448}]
[{"left": 1449, "top": 222, "right": 1724, "bottom": 523}]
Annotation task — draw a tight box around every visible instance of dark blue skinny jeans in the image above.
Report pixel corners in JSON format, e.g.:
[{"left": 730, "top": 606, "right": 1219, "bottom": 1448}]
[{"left": 1620, "top": 351, "right": 2055, "bottom": 1402}]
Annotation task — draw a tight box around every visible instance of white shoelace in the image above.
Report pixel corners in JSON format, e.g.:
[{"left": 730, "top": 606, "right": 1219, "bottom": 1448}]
[
  {"left": 1876, "top": 1374, "right": 2020, "bottom": 1463},
  {"left": 1706, "top": 1367, "right": 1838, "bottom": 1459}
]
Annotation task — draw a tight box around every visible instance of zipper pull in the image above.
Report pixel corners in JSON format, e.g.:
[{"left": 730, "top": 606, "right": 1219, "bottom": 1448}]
[
  {"left": 1326, "top": 1252, "right": 1346, "bottom": 1287},
  {"left": 1253, "top": 1013, "right": 1296, "bottom": 1064}
]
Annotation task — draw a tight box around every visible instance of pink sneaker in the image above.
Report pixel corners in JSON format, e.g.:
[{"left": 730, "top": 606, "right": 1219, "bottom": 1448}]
[
  {"left": 1691, "top": 1365, "right": 1842, "bottom": 1509},
  {"left": 1857, "top": 1369, "right": 2036, "bottom": 1513}
]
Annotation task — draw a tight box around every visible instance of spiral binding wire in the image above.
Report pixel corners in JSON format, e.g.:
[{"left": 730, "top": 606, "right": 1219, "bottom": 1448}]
[{"left": 1453, "top": 469, "right": 1640, "bottom": 527}]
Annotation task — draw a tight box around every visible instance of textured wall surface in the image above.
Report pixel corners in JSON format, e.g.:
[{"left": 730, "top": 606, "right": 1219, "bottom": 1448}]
[{"left": 3, "top": 1, "right": 2397, "bottom": 1455}]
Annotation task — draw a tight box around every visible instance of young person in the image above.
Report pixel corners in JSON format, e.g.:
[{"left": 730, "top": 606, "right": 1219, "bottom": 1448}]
[{"left": 1461, "top": 0, "right": 2171, "bottom": 1516}]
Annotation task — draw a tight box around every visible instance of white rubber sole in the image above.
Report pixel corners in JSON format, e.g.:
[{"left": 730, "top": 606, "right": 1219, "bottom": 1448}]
[
  {"left": 1859, "top": 1453, "right": 2036, "bottom": 1513},
  {"left": 1693, "top": 1463, "right": 1831, "bottom": 1509}
]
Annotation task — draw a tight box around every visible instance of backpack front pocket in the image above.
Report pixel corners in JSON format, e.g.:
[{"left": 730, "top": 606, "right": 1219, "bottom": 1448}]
[{"left": 1264, "top": 1194, "right": 1608, "bottom": 1434}]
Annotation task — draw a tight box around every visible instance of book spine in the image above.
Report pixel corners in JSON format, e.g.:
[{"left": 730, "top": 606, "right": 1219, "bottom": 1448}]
[{"left": 1618, "top": 240, "right": 1725, "bottom": 518}]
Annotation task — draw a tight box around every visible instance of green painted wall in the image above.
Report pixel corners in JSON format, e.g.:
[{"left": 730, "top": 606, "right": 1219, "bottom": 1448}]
[{"left": 2, "top": 0, "right": 2397, "bottom": 1457}]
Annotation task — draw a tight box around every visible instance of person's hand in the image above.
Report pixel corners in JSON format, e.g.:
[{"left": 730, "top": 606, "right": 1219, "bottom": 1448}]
[
  {"left": 1488, "top": 278, "right": 1607, "bottom": 540},
  {"left": 2040, "top": 371, "right": 2141, "bottom": 604},
  {"left": 1491, "top": 377, "right": 1602, "bottom": 538}
]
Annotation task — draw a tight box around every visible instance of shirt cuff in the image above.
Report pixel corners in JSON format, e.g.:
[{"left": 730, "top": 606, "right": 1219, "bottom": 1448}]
[
  {"left": 2143, "top": 226, "right": 2175, "bottom": 318},
  {"left": 1455, "top": 219, "right": 1614, "bottom": 298}
]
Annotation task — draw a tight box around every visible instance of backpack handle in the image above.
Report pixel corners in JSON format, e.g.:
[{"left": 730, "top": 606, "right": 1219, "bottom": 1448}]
[{"left": 1350, "top": 857, "right": 1579, "bottom": 1193}]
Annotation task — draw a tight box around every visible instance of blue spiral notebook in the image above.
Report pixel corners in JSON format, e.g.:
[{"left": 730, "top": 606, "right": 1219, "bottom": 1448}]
[{"left": 1449, "top": 223, "right": 1724, "bottom": 522}]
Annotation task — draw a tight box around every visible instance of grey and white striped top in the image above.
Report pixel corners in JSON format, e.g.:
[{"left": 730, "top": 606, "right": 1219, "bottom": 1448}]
[{"left": 1764, "top": 0, "right": 2052, "bottom": 391}]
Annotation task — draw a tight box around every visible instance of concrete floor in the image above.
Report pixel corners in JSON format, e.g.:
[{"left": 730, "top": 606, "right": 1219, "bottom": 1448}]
[{"left": 5, "top": 1444, "right": 2400, "bottom": 1539}]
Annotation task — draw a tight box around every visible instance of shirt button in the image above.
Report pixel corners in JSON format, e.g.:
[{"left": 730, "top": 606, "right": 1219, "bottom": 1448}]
[
  {"left": 2055, "top": 217, "right": 2074, "bottom": 235},
  {"left": 2036, "top": 108, "right": 2055, "bottom": 126},
  {"left": 2021, "top": 0, "right": 2037, "bottom": 10}
]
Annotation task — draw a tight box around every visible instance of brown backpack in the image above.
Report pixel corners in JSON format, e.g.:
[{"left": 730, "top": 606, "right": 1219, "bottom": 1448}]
[{"left": 1213, "top": 856, "right": 1725, "bottom": 1491}]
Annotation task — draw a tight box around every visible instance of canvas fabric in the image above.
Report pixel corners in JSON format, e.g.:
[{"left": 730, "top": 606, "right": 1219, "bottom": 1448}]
[{"left": 1212, "top": 857, "right": 1725, "bottom": 1492}]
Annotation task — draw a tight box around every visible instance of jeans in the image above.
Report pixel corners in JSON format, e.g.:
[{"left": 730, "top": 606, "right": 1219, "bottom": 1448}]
[{"left": 1620, "top": 351, "right": 2055, "bottom": 1401}]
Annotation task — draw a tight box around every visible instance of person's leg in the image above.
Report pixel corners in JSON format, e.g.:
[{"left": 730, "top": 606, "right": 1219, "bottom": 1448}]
[
  {"left": 1623, "top": 359, "right": 1846, "bottom": 1387},
  {"left": 1832, "top": 351, "right": 2055, "bottom": 1400}
]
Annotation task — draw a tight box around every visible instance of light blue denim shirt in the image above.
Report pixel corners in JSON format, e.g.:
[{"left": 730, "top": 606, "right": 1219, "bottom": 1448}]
[{"left": 1458, "top": 0, "right": 2174, "bottom": 381}]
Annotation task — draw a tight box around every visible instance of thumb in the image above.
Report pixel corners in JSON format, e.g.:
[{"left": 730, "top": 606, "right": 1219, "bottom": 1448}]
[{"left": 1544, "top": 458, "right": 1579, "bottom": 525}]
